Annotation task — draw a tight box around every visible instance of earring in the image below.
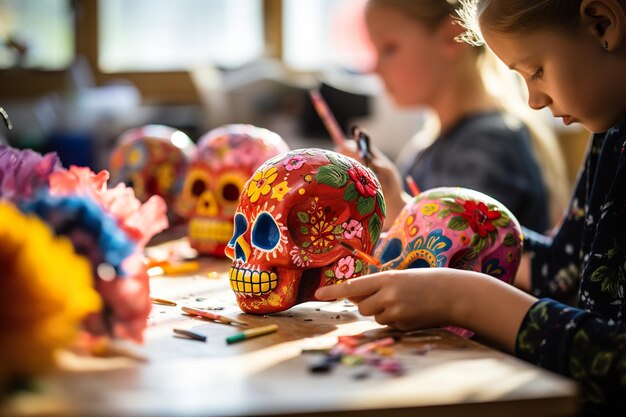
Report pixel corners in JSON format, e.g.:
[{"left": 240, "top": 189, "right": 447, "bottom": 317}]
[{"left": 603, "top": 40, "right": 609, "bottom": 50}]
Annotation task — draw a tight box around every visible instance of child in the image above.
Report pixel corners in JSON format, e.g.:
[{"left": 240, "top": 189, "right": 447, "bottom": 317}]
[
  {"left": 344, "top": 0, "right": 568, "bottom": 232},
  {"left": 318, "top": 0, "right": 626, "bottom": 414}
]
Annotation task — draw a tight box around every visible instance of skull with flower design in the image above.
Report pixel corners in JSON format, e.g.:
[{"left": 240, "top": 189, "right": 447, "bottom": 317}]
[
  {"left": 176, "top": 124, "right": 290, "bottom": 256},
  {"left": 370, "top": 187, "right": 523, "bottom": 337},
  {"left": 226, "top": 148, "right": 386, "bottom": 314},
  {"left": 109, "top": 124, "right": 195, "bottom": 222}
]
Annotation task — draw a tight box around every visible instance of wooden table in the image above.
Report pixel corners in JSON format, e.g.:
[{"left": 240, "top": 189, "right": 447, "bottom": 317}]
[{"left": 3, "top": 248, "right": 580, "bottom": 417}]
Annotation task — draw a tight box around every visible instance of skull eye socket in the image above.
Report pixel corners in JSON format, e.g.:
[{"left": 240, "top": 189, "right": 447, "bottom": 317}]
[
  {"left": 216, "top": 172, "right": 247, "bottom": 207},
  {"left": 251, "top": 212, "right": 280, "bottom": 251},
  {"left": 379, "top": 238, "right": 402, "bottom": 263},
  {"left": 222, "top": 183, "right": 240, "bottom": 201},
  {"left": 191, "top": 179, "right": 207, "bottom": 196},
  {"left": 228, "top": 213, "right": 248, "bottom": 247}
]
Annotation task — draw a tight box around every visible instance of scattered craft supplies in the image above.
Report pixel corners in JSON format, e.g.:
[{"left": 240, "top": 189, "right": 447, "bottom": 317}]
[{"left": 305, "top": 333, "right": 405, "bottom": 377}]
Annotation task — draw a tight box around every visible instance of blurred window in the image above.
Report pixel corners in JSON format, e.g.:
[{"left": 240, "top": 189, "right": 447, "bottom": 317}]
[
  {"left": 0, "top": 0, "right": 74, "bottom": 70},
  {"left": 282, "top": 0, "right": 373, "bottom": 72},
  {"left": 99, "top": 0, "right": 264, "bottom": 72}
]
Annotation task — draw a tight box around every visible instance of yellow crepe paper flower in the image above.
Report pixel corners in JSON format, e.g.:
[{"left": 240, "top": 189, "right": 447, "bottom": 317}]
[{"left": 0, "top": 202, "right": 101, "bottom": 393}]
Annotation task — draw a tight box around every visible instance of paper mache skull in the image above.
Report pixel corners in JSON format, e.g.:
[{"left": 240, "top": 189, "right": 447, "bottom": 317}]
[
  {"left": 370, "top": 187, "right": 523, "bottom": 337},
  {"left": 225, "top": 148, "right": 386, "bottom": 314},
  {"left": 109, "top": 124, "right": 195, "bottom": 221},
  {"left": 176, "top": 124, "right": 290, "bottom": 257}
]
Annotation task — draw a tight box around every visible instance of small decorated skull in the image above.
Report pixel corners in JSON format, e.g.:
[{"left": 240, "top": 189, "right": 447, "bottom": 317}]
[
  {"left": 226, "top": 148, "right": 386, "bottom": 314},
  {"left": 177, "top": 124, "right": 289, "bottom": 256},
  {"left": 109, "top": 124, "right": 195, "bottom": 222},
  {"left": 370, "top": 187, "right": 523, "bottom": 337}
]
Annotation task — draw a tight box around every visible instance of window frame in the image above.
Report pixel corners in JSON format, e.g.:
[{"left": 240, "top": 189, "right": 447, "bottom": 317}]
[{"left": 0, "top": 0, "right": 283, "bottom": 104}]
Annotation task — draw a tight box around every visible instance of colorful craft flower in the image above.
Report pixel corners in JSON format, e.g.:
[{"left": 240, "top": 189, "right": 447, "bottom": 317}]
[
  {"left": 348, "top": 165, "right": 378, "bottom": 197},
  {"left": 0, "top": 145, "right": 62, "bottom": 204},
  {"left": 49, "top": 166, "right": 168, "bottom": 249},
  {"left": 48, "top": 166, "right": 169, "bottom": 342},
  {"left": 0, "top": 202, "right": 101, "bottom": 393},
  {"left": 460, "top": 200, "right": 501, "bottom": 238}
]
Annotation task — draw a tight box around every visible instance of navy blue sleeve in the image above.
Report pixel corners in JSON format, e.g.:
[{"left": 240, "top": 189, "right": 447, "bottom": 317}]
[{"left": 516, "top": 299, "right": 626, "bottom": 415}]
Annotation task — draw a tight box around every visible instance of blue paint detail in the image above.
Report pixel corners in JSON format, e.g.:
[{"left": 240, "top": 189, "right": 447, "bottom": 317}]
[
  {"left": 228, "top": 213, "right": 248, "bottom": 247},
  {"left": 251, "top": 212, "right": 280, "bottom": 250}
]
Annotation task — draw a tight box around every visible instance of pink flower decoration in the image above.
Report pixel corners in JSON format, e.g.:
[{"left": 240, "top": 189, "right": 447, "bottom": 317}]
[
  {"left": 49, "top": 166, "right": 168, "bottom": 343},
  {"left": 342, "top": 219, "right": 363, "bottom": 239},
  {"left": 335, "top": 256, "right": 356, "bottom": 280},
  {"left": 49, "top": 165, "right": 168, "bottom": 249},
  {"left": 284, "top": 154, "right": 305, "bottom": 171},
  {"left": 83, "top": 254, "right": 150, "bottom": 343}
]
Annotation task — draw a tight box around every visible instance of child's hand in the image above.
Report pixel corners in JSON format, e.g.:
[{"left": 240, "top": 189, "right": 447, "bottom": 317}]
[
  {"left": 335, "top": 141, "right": 409, "bottom": 229},
  {"left": 315, "top": 268, "right": 464, "bottom": 331},
  {"left": 316, "top": 268, "right": 536, "bottom": 352}
]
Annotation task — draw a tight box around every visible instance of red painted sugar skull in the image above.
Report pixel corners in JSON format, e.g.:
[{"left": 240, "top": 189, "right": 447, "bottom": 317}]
[
  {"left": 371, "top": 187, "right": 523, "bottom": 337},
  {"left": 225, "top": 148, "right": 386, "bottom": 314},
  {"left": 177, "top": 124, "right": 289, "bottom": 256},
  {"left": 109, "top": 124, "right": 194, "bottom": 221}
]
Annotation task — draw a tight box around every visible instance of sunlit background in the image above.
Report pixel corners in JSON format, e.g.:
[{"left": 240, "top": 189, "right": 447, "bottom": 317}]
[{"left": 0, "top": 0, "right": 587, "bottom": 181}]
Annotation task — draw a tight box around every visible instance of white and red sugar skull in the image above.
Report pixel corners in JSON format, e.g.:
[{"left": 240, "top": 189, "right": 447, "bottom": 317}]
[
  {"left": 371, "top": 187, "right": 523, "bottom": 337},
  {"left": 225, "top": 148, "right": 386, "bottom": 314},
  {"left": 109, "top": 124, "right": 194, "bottom": 220},
  {"left": 177, "top": 124, "right": 289, "bottom": 256}
]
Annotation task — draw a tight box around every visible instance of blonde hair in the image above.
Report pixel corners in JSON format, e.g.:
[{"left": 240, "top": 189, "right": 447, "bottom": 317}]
[
  {"left": 457, "top": 0, "right": 582, "bottom": 46},
  {"left": 369, "top": 0, "right": 570, "bottom": 226}
]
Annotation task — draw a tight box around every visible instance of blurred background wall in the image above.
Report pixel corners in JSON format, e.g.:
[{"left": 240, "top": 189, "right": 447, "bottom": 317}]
[{"left": 0, "top": 0, "right": 588, "bottom": 188}]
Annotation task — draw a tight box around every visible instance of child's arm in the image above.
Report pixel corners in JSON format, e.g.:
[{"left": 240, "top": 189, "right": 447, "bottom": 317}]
[{"left": 315, "top": 268, "right": 536, "bottom": 353}]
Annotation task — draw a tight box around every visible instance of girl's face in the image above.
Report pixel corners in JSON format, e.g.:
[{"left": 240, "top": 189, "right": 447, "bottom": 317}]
[
  {"left": 482, "top": 25, "right": 625, "bottom": 133},
  {"left": 365, "top": 4, "right": 448, "bottom": 107}
]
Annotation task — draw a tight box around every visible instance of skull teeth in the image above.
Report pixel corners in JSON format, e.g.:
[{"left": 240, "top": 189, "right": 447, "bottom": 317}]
[
  {"left": 189, "top": 218, "right": 233, "bottom": 244},
  {"left": 229, "top": 267, "right": 278, "bottom": 295}
]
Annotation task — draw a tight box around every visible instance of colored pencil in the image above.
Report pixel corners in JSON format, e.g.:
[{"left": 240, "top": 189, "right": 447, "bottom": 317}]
[
  {"left": 173, "top": 328, "right": 207, "bottom": 342},
  {"left": 226, "top": 324, "right": 279, "bottom": 344},
  {"left": 405, "top": 175, "right": 421, "bottom": 197},
  {"left": 150, "top": 297, "right": 177, "bottom": 306},
  {"left": 182, "top": 306, "right": 248, "bottom": 326},
  {"left": 309, "top": 88, "right": 345, "bottom": 146},
  {"left": 339, "top": 241, "right": 382, "bottom": 267}
]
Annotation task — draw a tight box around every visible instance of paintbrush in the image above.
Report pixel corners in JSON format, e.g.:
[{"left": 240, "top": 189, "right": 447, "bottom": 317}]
[{"left": 339, "top": 241, "right": 382, "bottom": 267}]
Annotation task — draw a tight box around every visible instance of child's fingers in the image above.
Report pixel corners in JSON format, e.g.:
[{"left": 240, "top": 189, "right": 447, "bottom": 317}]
[{"left": 315, "top": 277, "right": 381, "bottom": 300}]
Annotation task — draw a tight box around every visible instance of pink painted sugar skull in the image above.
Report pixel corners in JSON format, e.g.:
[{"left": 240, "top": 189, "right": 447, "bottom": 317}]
[
  {"left": 177, "top": 124, "right": 289, "bottom": 256},
  {"left": 225, "top": 148, "right": 386, "bottom": 314},
  {"left": 371, "top": 187, "right": 523, "bottom": 337},
  {"left": 109, "top": 124, "right": 195, "bottom": 222}
]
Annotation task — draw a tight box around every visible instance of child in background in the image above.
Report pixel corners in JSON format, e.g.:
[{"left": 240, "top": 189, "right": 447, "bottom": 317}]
[
  {"left": 318, "top": 0, "right": 626, "bottom": 414},
  {"left": 344, "top": 0, "right": 569, "bottom": 232}
]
